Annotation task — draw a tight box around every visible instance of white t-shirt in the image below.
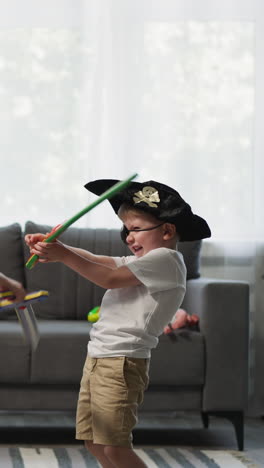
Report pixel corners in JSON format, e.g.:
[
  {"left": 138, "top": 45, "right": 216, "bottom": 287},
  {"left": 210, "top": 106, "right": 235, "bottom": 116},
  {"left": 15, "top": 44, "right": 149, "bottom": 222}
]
[{"left": 88, "top": 247, "right": 186, "bottom": 358}]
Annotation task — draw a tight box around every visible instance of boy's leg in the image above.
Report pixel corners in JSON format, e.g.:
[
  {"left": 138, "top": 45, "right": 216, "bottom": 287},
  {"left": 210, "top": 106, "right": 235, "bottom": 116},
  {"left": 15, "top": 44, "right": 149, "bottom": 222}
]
[
  {"left": 85, "top": 442, "right": 147, "bottom": 468},
  {"left": 80, "top": 356, "right": 149, "bottom": 466},
  {"left": 90, "top": 357, "right": 149, "bottom": 446},
  {"left": 85, "top": 441, "right": 115, "bottom": 468},
  {"left": 77, "top": 357, "right": 145, "bottom": 467},
  {"left": 104, "top": 446, "right": 147, "bottom": 468}
]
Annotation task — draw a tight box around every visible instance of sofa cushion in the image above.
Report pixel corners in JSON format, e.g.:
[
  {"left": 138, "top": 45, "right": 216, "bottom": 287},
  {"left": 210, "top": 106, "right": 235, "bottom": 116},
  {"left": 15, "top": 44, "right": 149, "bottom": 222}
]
[
  {"left": 149, "top": 331, "right": 205, "bottom": 386},
  {"left": 0, "top": 223, "right": 25, "bottom": 283},
  {"left": 24, "top": 222, "right": 130, "bottom": 320},
  {"left": 0, "top": 223, "right": 26, "bottom": 319},
  {"left": 141, "top": 388, "right": 202, "bottom": 411},
  {"left": 0, "top": 322, "right": 30, "bottom": 382},
  {"left": 30, "top": 321, "right": 90, "bottom": 384}
]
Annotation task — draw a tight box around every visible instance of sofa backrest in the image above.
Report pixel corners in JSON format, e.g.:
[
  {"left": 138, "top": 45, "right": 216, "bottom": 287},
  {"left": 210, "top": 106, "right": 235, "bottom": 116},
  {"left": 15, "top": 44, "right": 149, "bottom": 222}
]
[
  {"left": 0, "top": 223, "right": 26, "bottom": 320},
  {"left": 0, "top": 223, "right": 25, "bottom": 285}
]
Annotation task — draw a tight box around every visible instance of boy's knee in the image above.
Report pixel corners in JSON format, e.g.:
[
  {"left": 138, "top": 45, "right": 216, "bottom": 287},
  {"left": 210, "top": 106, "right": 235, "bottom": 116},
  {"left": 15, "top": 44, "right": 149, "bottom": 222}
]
[
  {"left": 85, "top": 440, "right": 104, "bottom": 456},
  {"left": 104, "top": 445, "right": 119, "bottom": 462},
  {"left": 104, "top": 445, "right": 129, "bottom": 463},
  {"left": 84, "top": 440, "right": 93, "bottom": 451}
]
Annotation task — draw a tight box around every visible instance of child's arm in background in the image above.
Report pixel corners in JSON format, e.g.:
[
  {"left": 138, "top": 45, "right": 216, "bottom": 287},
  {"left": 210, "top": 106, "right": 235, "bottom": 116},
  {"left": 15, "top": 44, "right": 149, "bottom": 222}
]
[
  {"left": 0, "top": 273, "right": 26, "bottom": 302},
  {"left": 29, "top": 240, "right": 140, "bottom": 290}
]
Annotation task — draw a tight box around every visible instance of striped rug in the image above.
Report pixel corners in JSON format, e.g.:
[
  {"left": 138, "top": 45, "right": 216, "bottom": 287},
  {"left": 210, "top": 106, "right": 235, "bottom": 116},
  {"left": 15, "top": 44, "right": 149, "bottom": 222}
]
[{"left": 1, "top": 446, "right": 259, "bottom": 467}]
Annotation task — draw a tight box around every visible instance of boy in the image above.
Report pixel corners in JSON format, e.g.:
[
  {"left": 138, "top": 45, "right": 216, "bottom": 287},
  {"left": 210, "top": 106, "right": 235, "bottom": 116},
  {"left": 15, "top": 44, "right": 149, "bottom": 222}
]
[{"left": 25, "top": 179, "right": 210, "bottom": 468}]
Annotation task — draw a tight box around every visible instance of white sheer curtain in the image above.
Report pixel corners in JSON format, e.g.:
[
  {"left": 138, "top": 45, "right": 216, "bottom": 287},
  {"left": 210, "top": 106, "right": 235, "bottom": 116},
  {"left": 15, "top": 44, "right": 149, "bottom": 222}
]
[{"left": 1, "top": 0, "right": 264, "bottom": 414}]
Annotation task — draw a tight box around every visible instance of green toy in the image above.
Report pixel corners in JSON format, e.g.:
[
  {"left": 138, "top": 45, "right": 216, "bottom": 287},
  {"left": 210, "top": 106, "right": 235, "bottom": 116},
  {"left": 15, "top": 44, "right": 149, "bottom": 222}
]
[
  {"left": 87, "top": 306, "right": 100, "bottom": 323},
  {"left": 26, "top": 173, "right": 138, "bottom": 270}
]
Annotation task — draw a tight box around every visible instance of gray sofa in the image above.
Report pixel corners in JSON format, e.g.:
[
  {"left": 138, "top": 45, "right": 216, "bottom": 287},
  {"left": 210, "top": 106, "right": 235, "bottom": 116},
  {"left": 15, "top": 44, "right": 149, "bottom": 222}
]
[{"left": 0, "top": 222, "right": 249, "bottom": 449}]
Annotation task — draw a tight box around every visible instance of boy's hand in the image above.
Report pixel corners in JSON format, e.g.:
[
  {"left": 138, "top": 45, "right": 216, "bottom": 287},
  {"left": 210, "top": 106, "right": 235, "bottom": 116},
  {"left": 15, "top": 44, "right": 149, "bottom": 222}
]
[
  {"left": 0, "top": 273, "right": 26, "bottom": 303},
  {"left": 25, "top": 233, "right": 47, "bottom": 252},
  {"left": 30, "top": 240, "right": 68, "bottom": 263}
]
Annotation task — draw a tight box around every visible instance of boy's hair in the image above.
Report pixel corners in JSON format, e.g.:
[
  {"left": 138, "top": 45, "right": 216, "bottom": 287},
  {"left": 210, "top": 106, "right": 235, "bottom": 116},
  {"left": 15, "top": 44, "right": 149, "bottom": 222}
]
[
  {"left": 118, "top": 202, "right": 160, "bottom": 220},
  {"left": 118, "top": 203, "right": 179, "bottom": 245}
]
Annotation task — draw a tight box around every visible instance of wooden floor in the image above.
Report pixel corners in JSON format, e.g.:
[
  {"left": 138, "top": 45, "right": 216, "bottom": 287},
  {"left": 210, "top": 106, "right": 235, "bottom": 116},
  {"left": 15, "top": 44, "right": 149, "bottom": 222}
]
[{"left": 0, "top": 411, "right": 263, "bottom": 466}]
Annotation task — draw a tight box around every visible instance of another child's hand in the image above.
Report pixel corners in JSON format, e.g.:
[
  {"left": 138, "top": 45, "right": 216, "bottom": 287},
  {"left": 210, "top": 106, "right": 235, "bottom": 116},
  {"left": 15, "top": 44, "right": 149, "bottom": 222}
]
[
  {"left": 0, "top": 273, "right": 26, "bottom": 303},
  {"left": 30, "top": 240, "right": 68, "bottom": 263},
  {"left": 163, "top": 309, "right": 199, "bottom": 335},
  {"left": 163, "top": 309, "right": 188, "bottom": 334},
  {"left": 163, "top": 324, "right": 173, "bottom": 334}
]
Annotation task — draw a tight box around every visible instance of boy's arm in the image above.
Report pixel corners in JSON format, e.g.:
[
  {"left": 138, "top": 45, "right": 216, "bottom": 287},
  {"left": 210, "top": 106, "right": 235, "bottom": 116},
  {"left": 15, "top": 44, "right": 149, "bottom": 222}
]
[
  {"left": 62, "top": 249, "right": 140, "bottom": 289},
  {"left": 67, "top": 246, "right": 116, "bottom": 268},
  {"left": 30, "top": 241, "right": 141, "bottom": 289},
  {"left": 25, "top": 233, "right": 116, "bottom": 268}
]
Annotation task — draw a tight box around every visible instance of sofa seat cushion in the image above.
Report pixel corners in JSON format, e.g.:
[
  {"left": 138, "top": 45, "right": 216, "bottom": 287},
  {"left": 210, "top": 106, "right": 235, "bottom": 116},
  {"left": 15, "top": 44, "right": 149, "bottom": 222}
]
[
  {"left": 0, "top": 322, "right": 30, "bottom": 382},
  {"left": 30, "top": 321, "right": 91, "bottom": 384},
  {"left": 149, "top": 331, "right": 205, "bottom": 386},
  {"left": 142, "top": 388, "right": 202, "bottom": 411}
]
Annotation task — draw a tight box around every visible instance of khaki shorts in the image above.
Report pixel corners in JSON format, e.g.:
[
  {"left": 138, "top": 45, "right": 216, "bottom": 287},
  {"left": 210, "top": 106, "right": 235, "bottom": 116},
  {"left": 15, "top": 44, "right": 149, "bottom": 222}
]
[{"left": 76, "top": 355, "right": 149, "bottom": 447}]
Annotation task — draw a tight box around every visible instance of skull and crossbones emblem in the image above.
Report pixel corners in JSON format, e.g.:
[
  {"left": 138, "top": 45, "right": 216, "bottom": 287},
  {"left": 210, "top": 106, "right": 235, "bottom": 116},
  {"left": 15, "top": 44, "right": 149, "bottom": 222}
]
[{"left": 133, "top": 186, "right": 160, "bottom": 208}]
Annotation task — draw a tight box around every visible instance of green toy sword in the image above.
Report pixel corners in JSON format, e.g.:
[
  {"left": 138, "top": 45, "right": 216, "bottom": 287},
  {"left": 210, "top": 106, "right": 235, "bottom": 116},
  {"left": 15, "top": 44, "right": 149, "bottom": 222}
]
[{"left": 26, "top": 173, "right": 138, "bottom": 270}]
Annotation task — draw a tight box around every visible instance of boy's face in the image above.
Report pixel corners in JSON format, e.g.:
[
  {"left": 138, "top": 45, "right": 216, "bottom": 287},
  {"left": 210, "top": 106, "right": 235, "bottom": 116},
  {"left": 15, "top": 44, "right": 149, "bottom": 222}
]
[{"left": 118, "top": 208, "right": 168, "bottom": 257}]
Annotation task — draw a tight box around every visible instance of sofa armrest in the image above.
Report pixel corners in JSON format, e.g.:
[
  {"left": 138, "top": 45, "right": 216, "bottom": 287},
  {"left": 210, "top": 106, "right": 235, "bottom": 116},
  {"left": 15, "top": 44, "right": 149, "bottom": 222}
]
[{"left": 183, "top": 278, "right": 250, "bottom": 411}]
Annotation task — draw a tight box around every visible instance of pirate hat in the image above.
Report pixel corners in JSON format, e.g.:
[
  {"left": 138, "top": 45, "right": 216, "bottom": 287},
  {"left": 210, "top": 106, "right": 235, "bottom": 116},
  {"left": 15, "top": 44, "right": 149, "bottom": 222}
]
[{"left": 84, "top": 179, "right": 211, "bottom": 241}]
